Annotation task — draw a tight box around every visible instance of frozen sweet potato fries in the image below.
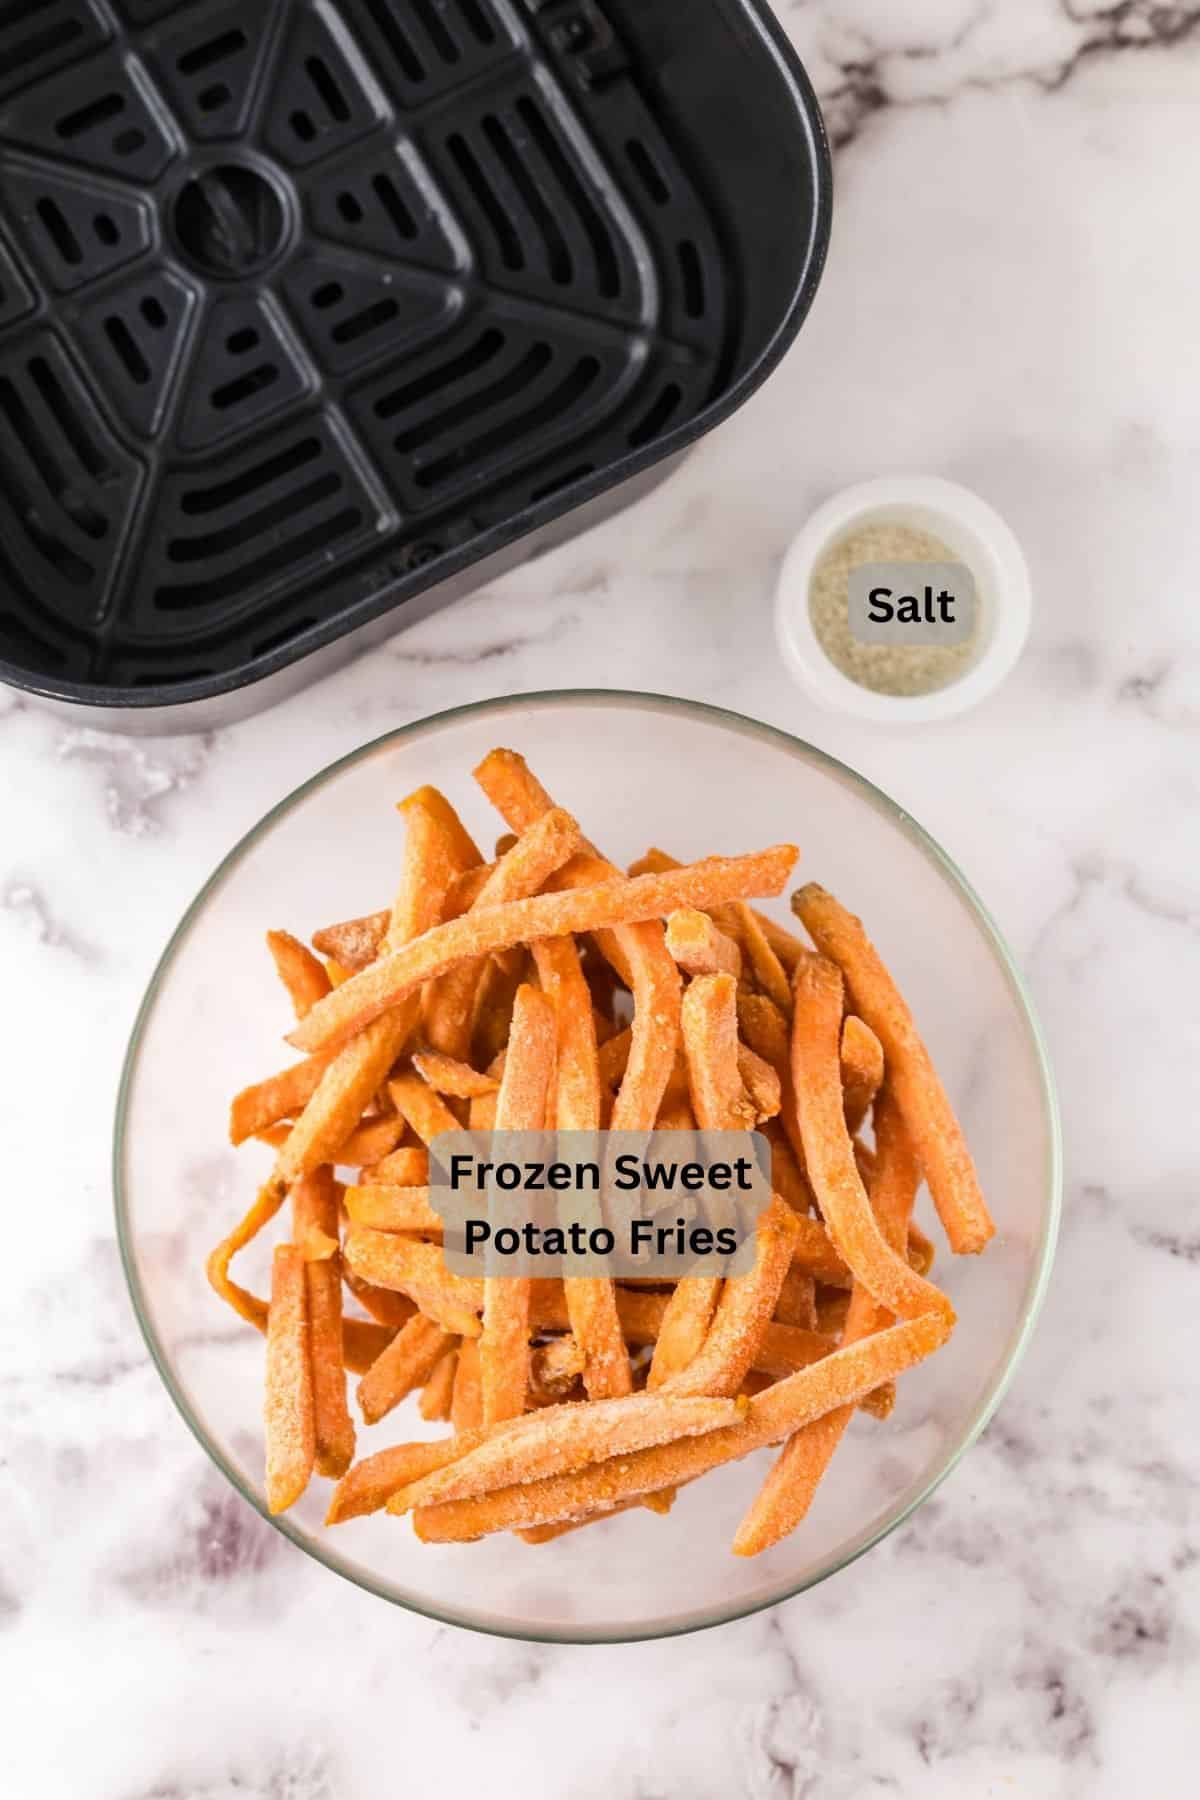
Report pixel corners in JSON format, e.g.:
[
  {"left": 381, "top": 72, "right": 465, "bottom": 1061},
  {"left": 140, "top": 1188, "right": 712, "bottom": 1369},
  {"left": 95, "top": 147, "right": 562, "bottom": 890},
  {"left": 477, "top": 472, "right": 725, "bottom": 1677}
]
[{"left": 208, "top": 748, "right": 990, "bottom": 1555}]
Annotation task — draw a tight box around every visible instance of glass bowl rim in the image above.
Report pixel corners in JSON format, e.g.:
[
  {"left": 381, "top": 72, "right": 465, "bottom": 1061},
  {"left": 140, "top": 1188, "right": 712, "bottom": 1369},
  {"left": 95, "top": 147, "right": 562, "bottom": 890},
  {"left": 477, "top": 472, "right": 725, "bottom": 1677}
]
[{"left": 113, "top": 688, "right": 1062, "bottom": 1644}]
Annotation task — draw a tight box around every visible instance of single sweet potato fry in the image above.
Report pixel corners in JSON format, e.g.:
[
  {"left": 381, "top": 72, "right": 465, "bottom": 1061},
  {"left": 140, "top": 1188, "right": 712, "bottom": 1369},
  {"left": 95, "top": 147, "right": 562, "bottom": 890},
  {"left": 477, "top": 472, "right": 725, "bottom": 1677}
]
[
  {"left": 775, "top": 1263, "right": 818, "bottom": 1331},
  {"left": 230, "top": 1053, "right": 330, "bottom": 1145},
  {"left": 793, "top": 884, "right": 994, "bottom": 1254},
  {"left": 665, "top": 908, "right": 743, "bottom": 977},
  {"left": 420, "top": 1344, "right": 459, "bottom": 1422},
  {"left": 334, "top": 1113, "right": 406, "bottom": 1168},
  {"left": 481, "top": 985, "right": 556, "bottom": 1425},
  {"left": 267, "top": 929, "right": 332, "bottom": 1021},
  {"left": 791, "top": 952, "right": 953, "bottom": 1325},
  {"left": 357, "top": 1313, "right": 456, "bottom": 1426},
  {"left": 207, "top": 1176, "right": 289, "bottom": 1330},
  {"left": 343, "top": 1264, "right": 416, "bottom": 1331},
  {"left": 413, "top": 1312, "right": 951, "bottom": 1540},
  {"left": 341, "top": 1315, "right": 401, "bottom": 1375},
  {"left": 527, "top": 1334, "right": 586, "bottom": 1407},
  {"left": 274, "top": 1010, "right": 419, "bottom": 1186},
  {"left": 387, "top": 1070, "right": 462, "bottom": 1148},
  {"left": 386, "top": 786, "right": 482, "bottom": 942},
  {"left": 291, "top": 1169, "right": 355, "bottom": 1477},
  {"left": 451, "top": 1336, "right": 483, "bottom": 1432},
  {"left": 327, "top": 1428, "right": 492, "bottom": 1524},
  {"left": 740, "top": 995, "right": 883, "bottom": 1167},
  {"left": 739, "top": 1044, "right": 782, "bottom": 1121},
  {"left": 343, "top": 1184, "right": 443, "bottom": 1234},
  {"left": 412, "top": 1051, "right": 499, "bottom": 1100},
  {"left": 648, "top": 972, "right": 753, "bottom": 1389},
  {"left": 661, "top": 1197, "right": 799, "bottom": 1399},
  {"left": 908, "top": 1220, "right": 936, "bottom": 1276},
  {"left": 737, "top": 990, "right": 790, "bottom": 1069},
  {"left": 264, "top": 1244, "right": 315, "bottom": 1514},
  {"left": 731, "top": 902, "right": 792, "bottom": 1012},
  {"left": 469, "top": 1089, "right": 499, "bottom": 1131},
  {"left": 841, "top": 1015, "right": 885, "bottom": 1137},
  {"left": 789, "top": 1211, "right": 851, "bottom": 1286},
  {"left": 681, "top": 972, "right": 758, "bottom": 1133},
  {"left": 312, "top": 909, "right": 389, "bottom": 970},
  {"left": 763, "top": 1120, "right": 814, "bottom": 1217},
  {"left": 533, "top": 933, "right": 633, "bottom": 1401},
  {"left": 362, "top": 1144, "right": 429, "bottom": 1186}
]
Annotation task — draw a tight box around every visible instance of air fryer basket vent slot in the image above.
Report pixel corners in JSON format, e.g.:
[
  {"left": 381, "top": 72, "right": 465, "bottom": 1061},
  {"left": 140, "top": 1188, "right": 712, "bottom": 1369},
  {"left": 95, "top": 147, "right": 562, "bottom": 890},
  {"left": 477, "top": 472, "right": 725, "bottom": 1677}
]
[{"left": 0, "top": 0, "right": 753, "bottom": 696}]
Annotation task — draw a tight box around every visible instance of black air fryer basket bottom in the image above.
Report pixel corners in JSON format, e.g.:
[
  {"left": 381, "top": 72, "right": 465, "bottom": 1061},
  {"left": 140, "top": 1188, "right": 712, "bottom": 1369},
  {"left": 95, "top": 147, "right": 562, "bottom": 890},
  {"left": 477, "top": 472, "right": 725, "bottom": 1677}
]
[{"left": 0, "top": 0, "right": 829, "bottom": 717}]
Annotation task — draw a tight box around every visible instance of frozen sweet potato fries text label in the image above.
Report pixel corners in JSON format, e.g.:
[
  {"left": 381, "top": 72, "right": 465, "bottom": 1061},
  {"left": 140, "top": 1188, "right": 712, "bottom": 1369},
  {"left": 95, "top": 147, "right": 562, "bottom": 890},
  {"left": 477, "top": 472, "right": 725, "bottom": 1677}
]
[{"left": 429, "top": 1129, "right": 771, "bottom": 1278}]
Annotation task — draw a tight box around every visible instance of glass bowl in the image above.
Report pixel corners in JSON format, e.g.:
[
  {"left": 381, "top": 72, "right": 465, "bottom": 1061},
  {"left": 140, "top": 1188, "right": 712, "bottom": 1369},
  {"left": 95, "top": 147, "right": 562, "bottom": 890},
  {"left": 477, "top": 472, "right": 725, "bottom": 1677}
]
[{"left": 114, "top": 691, "right": 1060, "bottom": 1642}]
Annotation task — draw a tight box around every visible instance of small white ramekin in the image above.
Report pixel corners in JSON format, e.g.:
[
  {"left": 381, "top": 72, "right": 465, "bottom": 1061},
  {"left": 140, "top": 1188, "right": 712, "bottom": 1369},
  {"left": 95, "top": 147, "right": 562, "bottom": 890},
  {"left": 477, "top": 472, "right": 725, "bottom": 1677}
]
[{"left": 774, "top": 475, "right": 1032, "bottom": 723}]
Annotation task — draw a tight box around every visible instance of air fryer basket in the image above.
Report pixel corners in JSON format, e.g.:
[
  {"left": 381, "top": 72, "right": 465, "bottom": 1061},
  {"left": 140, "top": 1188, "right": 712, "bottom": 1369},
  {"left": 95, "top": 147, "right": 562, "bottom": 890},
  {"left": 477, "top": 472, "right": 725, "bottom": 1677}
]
[{"left": 0, "top": 0, "right": 830, "bottom": 728}]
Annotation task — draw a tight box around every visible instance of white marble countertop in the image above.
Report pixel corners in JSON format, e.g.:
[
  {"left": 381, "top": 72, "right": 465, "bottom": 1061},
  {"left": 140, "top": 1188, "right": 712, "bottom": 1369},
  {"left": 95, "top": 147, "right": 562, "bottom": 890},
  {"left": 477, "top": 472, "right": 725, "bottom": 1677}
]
[{"left": 4, "top": 2, "right": 1199, "bottom": 1794}]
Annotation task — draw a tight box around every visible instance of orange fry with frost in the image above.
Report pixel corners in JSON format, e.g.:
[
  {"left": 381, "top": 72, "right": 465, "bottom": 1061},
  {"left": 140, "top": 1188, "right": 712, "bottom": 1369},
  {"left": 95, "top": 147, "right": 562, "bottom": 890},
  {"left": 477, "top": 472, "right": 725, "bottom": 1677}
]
[
  {"left": 335, "top": 1113, "right": 407, "bottom": 1168},
  {"left": 230, "top": 1054, "right": 331, "bottom": 1146},
  {"left": 344, "top": 1276, "right": 414, "bottom": 1345},
  {"left": 363, "top": 1144, "right": 429, "bottom": 1186},
  {"left": 665, "top": 908, "right": 742, "bottom": 977},
  {"left": 264, "top": 1244, "right": 315, "bottom": 1514},
  {"left": 312, "top": 909, "right": 389, "bottom": 970},
  {"left": 412, "top": 1051, "right": 499, "bottom": 1100},
  {"left": 480, "top": 984, "right": 556, "bottom": 1425},
  {"left": 841, "top": 1015, "right": 884, "bottom": 1137},
  {"left": 528, "top": 1335, "right": 586, "bottom": 1406},
  {"left": 451, "top": 1336, "right": 483, "bottom": 1432},
  {"left": 420, "top": 1344, "right": 459, "bottom": 1422},
  {"left": 793, "top": 884, "right": 994, "bottom": 1254},
  {"left": 533, "top": 932, "right": 633, "bottom": 1401},
  {"left": 731, "top": 901, "right": 792, "bottom": 1012},
  {"left": 649, "top": 971, "right": 752, "bottom": 1389},
  {"left": 662, "top": 1196, "right": 799, "bottom": 1398},
  {"left": 290, "top": 1175, "right": 353, "bottom": 1479},
  {"left": 327, "top": 1427, "right": 492, "bottom": 1524},
  {"left": 791, "top": 952, "right": 953, "bottom": 1325},
  {"left": 267, "top": 929, "right": 332, "bottom": 1020},
  {"left": 739, "top": 1044, "right": 782, "bottom": 1122},
  {"left": 387, "top": 1070, "right": 461, "bottom": 1149},
  {"left": 357, "top": 1312, "right": 456, "bottom": 1426},
  {"left": 344, "top": 1184, "right": 444, "bottom": 1234}
]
